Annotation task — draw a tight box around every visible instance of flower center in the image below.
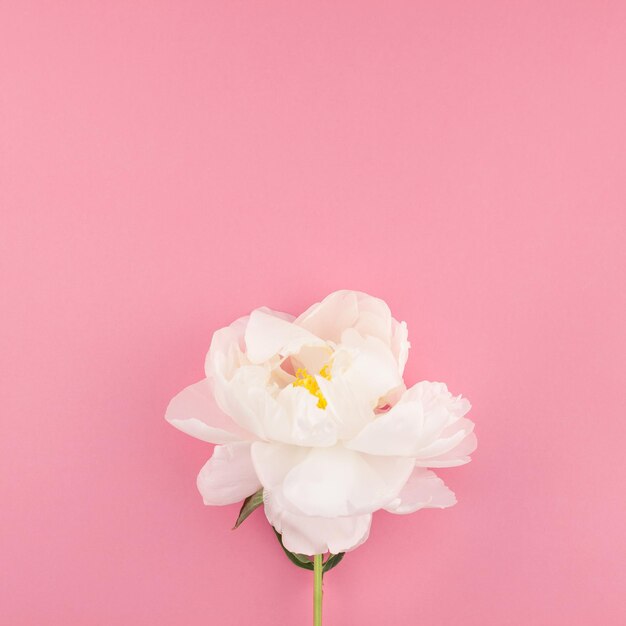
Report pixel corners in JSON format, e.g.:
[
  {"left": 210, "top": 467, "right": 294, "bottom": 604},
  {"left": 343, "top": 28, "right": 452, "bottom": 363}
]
[{"left": 293, "top": 365, "right": 332, "bottom": 409}]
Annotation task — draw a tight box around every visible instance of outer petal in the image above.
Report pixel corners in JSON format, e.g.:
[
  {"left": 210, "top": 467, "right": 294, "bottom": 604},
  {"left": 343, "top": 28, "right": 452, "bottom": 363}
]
[
  {"left": 385, "top": 467, "right": 456, "bottom": 514},
  {"left": 196, "top": 442, "right": 261, "bottom": 505},
  {"left": 281, "top": 446, "right": 414, "bottom": 517},
  {"left": 165, "top": 378, "right": 253, "bottom": 444},
  {"left": 205, "top": 315, "right": 250, "bottom": 381},
  {"left": 244, "top": 308, "right": 325, "bottom": 364},
  {"left": 390, "top": 319, "right": 410, "bottom": 375},
  {"left": 415, "top": 431, "right": 477, "bottom": 468},
  {"left": 264, "top": 490, "right": 371, "bottom": 555},
  {"left": 250, "top": 442, "right": 309, "bottom": 491},
  {"left": 345, "top": 381, "right": 472, "bottom": 457},
  {"left": 209, "top": 365, "right": 275, "bottom": 439}
]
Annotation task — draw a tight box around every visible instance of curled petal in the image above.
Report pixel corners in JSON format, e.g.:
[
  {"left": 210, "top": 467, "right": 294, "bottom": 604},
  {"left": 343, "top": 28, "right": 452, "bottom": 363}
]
[
  {"left": 165, "top": 378, "right": 253, "bottom": 444},
  {"left": 415, "top": 428, "right": 477, "bottom": 467},
  {"left": 205, "top": 315, "right": 250, "bottom": 381},
  {"left": 346, "top": 381, "right": 472, "bottom": 457},
  {"left": 204, "top": 316, "right": 273, "bottom": 439},
  {"left": 296, "top": 290, "right": 409, "bottom": 375},
  {"left": 210, "top": 365, "right": 274, "bottom": 439},
  {"left": 244, "top": 308, "right": 325, "bottom": 364},
  {"left": 390, "top": 318, "right": 410, "bottom": 375},
  {"left": 196, "top": 442, "right": 261, "bottom": 505},
  {"left": 295, "top": 290, "right": 406, "bottom": 348},
  {"left": 295, "top": 290, "right": 371, "bottom": 343},
  {"left": 264, "top": 490, "right": 371, "bottom": 555},
  {"left": 385, "top": 467, "right": 456, "bottom": 514},
  {"left": 335, "top": 329, "right": 403, "bottom": 408},
  {"left": 413, "top": 417, "right": 475, "bottom": 461}
]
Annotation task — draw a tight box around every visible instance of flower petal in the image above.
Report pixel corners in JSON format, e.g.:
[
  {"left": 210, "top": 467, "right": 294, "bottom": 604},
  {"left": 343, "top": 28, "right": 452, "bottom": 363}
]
[
  {"left": 244, "top": 307, "right": 325, "bottom": 364},
  {"left": 415, "top": 431, "right": 477, "bottom": 467},
  {"left": 275, "top": 385, "right": 338, "bottom": 447},
  {"left": 316, "top": 374, "right": 374, "bottom": 440},
  {"left": 295, "top": 290, "right": 393, "bottom": 345},
  {"left": 165, "top": 378, "right": 253, "bottom": 444},
  {"left": 205, "top": 315, "right": 250, "bottom": 381},
  {"left": 335, "top": 329, "right": 403, "bottom": 407},
  {"left": 385, "top": 467, "right": 456, "bottom": 514},
  {"left": 413, "top": 418, "right": 475, "bottom": 461},
  {"left": 196, "top": 442, "right": 261, "bottom": 505},
  {"left": 294, "top": 290, "right": 363, "bottom": 343},
  {"left": 206, "top": 312, "right": 330, "bottom": 444},
  {"left": 264, "top": 490, "right": 371, "bottom": 555},
  {"left": 250, "top": 442, "right": 309, "bottom": 490},
  {"left": 390, "top": 318, "right": 410, "bottom": 375},
  {"left": 208, "top": 365, "right": 274, "bottom": 439},
  {"left": 295, "top": 290, "right": 409, "bottom": 373},
  {"left": 203, "top": 315, "right": 277, "bottom": 440},
  {"left": 281, "top": 446, "right": 414, "bottom": 517},
  {"left": 346, "top": 381, "right": 472, "bottom": 457},
  {"left": 212, "top": 366, "right": 339, "bottom": 448}
]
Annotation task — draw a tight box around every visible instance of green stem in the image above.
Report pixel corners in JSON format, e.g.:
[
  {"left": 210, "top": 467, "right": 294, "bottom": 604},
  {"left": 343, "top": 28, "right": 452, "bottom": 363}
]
[{"left": 313, "top": 554, "right": 323, "bottom": 626}]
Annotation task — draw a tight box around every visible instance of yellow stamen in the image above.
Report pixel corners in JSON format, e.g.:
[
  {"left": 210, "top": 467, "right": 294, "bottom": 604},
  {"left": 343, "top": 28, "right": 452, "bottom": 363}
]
[
  {"left": 319, "top": 363, "right": 332, "bottom": 381},
  {"left": 293, "top": 365, "right": 332, "bottom": 409}
]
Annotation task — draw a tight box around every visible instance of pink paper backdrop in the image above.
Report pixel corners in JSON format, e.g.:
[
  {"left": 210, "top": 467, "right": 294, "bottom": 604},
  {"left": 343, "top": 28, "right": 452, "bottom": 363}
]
[{"left": 2, "top": 2, "right": 626, "bottom": 624}]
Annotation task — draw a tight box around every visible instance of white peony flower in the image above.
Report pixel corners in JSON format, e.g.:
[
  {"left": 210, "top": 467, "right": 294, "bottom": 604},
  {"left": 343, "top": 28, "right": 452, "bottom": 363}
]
[{"left": 166, "top": 290, "right": 476, "bottom": 555}]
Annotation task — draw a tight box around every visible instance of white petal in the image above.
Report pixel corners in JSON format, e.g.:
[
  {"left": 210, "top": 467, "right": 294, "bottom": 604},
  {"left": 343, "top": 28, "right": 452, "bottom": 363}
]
[
  {"left": 210, "top": 365, "right": 275, "bottom": 439},
  {"left": 414, "top": 418, "right": 475, "bottom": 461},
  {"left": 296, "top": 290, "right": 410, "bottom": 373},
  {"left": 214, "top": 367, "right": 339, "bottom": 448},
  {"left": 336, "top": 329, "right": 403, "bottom": 407},
  {"left": 250, "top": 442, "right": 309, "bottom": 490},
  {"left": 390, "top": 319, "right": 410, "bottom": 375},
  {"left": 289, "top": 344, "right": 334, "bottom": 374},
  {"left": 203, "top": 315, "right": 278, "bottom": 440},
  {"left": 385, "top": 467, "right": 456, "bottom": 514},
  {"left": 264, "top": 490, "right": 371, "bottom": 555},
  {"left": 316, "top": 375, "right": 374, "bottom": 439},
  {"left": 275, "top": 385, "right": 338, "bottom": 447},
  {"left": 346, "top": 381, "right": 472, "bottom": 457},
  {"left": 196, "top": 442, "right": 261, "bottom": 505},
  {"left": 244, "top": 308, "right": 325, "bottom": 364},
  {"left": 204, "top": 317, "right": 276, "bottom": 439},
  {"left": 205, "top": 315, "right": 250, "bottom": 381},
  {"left": 415, "top": 431, "right": 477, "bottom": 467},
  {"left": 344, "top": 396, "right": 423, "bottom": 456},
  {"left": 281, "top": 446, "right": 414, "bottom": 517},
  {"left": 294, "top": 290, "right": 362, "bottom": 343},
  {"left": 351, "top": 295, "right": 393, "bottom": 346},
  {"left": 165, "top": 379, "right": 253, "bottom": 444},
  {"left": 295, "top": 290, "right": 391, "bottom": 344}
]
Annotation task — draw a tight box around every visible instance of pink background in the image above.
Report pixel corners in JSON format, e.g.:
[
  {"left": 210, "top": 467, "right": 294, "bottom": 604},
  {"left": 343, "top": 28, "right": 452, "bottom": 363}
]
[{"left": 2, "top": 2, "right": 626, "bottom": 624}]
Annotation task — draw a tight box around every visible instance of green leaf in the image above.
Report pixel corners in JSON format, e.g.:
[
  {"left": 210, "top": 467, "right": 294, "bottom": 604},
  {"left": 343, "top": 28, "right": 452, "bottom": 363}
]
[
  {"left": 322, "top": 552, "right": 345, "bottom": 574},
  {"left": 273, "top": 529, "right": 314, "bottom": 570},
  {"left": 233, "top": 489, "right": 264, "bottom": 529}
]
